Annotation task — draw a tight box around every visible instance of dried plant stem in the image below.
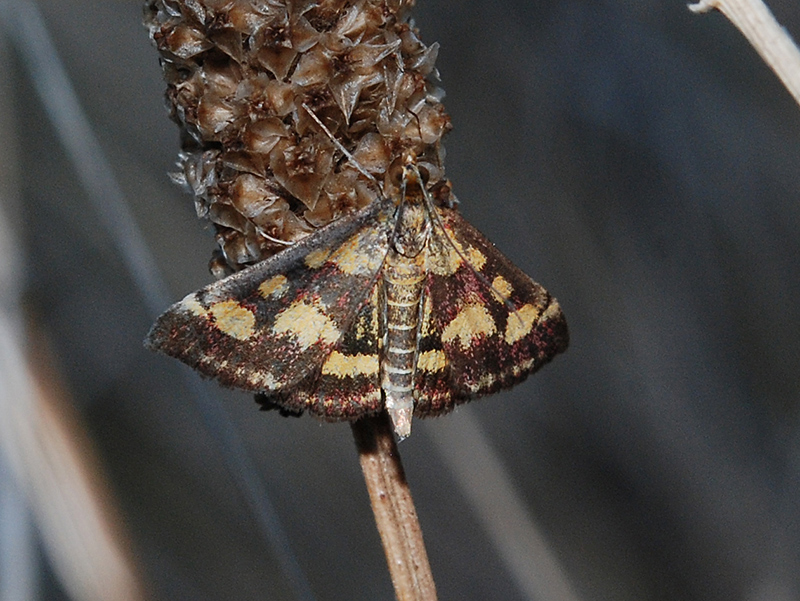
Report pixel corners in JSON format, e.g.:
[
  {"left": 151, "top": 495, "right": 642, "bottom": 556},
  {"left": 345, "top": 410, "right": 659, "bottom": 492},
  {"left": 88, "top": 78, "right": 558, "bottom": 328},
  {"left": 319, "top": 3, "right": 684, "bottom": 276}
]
[
  {"left": 690, "top": 0, "right": 800, "bottom": 107},
  {"left": 351, "top": 412, "right": 438, "bottom": 601}
]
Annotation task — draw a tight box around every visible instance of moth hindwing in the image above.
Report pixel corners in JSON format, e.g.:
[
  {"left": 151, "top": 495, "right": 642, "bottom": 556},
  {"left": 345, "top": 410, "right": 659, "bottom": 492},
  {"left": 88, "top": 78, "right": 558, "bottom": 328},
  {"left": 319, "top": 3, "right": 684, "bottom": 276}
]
[{"left": 146, "top": 179, "right": 568, "bottom": 438}]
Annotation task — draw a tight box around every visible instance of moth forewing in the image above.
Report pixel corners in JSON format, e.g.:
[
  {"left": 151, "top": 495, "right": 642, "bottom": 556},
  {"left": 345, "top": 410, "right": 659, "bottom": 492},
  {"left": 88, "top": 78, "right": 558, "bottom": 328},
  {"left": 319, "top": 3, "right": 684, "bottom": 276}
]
[
  {"left": 145, "top": 197, "right": 396, "bottom": 396},
  {"left": 419, "top": 207, "right": 568, "bottom": 408}
]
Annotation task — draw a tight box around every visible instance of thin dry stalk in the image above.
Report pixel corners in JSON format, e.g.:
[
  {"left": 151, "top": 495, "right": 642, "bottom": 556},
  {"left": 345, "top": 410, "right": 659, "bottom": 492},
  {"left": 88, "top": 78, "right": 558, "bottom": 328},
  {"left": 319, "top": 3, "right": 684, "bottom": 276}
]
[
  {"left": 690, "top": 0, "right": 800, "bottom": 107},
  {"left": 351, "top": 412, "right": 438, "bottom": 601}
]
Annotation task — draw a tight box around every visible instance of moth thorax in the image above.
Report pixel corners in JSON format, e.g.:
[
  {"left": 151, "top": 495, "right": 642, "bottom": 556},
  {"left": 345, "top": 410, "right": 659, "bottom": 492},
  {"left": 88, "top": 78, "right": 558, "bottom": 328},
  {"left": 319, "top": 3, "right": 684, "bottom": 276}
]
[
  {"left": 381, "top": 249, "right": 426, "bottom": 438},
  {"left": 392, "top": 202, "right": 429, "bottom": 257}
]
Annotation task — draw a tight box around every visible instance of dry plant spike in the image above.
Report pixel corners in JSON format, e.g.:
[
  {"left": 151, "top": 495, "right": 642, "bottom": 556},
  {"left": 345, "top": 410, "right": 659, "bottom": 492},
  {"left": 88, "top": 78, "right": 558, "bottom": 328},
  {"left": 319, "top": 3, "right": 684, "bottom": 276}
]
[
  {"left": 689, "top": 0, "right": 800, "bottom": 107},
  {"left": 144, "top": 0, "right": 451, "bottom": 271}
]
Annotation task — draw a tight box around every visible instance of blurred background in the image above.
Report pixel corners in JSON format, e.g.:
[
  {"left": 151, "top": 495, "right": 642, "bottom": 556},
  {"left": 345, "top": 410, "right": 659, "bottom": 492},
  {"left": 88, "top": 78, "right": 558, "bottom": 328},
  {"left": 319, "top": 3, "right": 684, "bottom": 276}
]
[{"left": 1, "top": 0, "right": 800, "bottom": 600}]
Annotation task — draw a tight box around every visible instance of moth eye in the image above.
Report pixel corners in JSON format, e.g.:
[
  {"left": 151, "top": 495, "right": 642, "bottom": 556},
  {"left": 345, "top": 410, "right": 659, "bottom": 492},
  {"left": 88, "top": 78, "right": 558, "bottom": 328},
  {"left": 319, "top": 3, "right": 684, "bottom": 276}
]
[{"left": 388, "top": 157, "right": 405, "bottom": 187}]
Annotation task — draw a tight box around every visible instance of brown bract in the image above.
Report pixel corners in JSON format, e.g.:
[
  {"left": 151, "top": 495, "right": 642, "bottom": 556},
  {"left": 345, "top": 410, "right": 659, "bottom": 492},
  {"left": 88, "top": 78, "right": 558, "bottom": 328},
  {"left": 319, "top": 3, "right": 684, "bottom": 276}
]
[{"left": 144, "top": 0, "right": 452, "bottom": 275}]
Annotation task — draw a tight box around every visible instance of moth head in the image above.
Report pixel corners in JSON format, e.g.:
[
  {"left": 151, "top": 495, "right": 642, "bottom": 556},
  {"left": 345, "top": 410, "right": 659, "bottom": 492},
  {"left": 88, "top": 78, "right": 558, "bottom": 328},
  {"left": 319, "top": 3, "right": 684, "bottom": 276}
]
[
  {"left": 401, "top": 150, "right": 431, "bottom": 186},
  {"left": 386, "top": 152, "right": 428, "bottom": 196}
]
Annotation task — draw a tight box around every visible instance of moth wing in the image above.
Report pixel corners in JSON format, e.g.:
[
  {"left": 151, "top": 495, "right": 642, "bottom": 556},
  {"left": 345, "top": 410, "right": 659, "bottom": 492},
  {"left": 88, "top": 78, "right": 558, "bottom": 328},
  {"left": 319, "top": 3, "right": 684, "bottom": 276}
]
[
  {"left": 146, "top": 198, "right": 394, "bottom": 402},
  {"left": 280, "top": 282, "right": 385, "bottom": 421},
  {"left": 414, "top": 207, "right": 569, "bottom": 417}
]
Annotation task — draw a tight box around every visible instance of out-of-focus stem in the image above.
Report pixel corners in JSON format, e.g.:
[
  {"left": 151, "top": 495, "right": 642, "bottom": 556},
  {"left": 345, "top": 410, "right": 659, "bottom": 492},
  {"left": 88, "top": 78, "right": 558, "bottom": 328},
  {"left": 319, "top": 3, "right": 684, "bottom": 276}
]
[{"left": 690, "top": 0, "right": 800, "bottom": 107}]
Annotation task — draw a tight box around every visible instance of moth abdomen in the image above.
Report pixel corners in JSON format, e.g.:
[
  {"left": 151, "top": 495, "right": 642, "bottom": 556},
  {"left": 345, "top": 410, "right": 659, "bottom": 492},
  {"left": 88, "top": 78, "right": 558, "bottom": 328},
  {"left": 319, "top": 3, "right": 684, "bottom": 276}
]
[{"left": 380, "top": 247, "right": 427, "bottom": 438}]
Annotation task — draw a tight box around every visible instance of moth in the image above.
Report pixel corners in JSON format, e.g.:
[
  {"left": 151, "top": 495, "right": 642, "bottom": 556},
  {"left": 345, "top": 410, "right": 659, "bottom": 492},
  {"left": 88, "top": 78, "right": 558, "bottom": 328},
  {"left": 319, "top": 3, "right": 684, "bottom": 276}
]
[{"left": 146, "top": 153, "right": 568, "bottom": 438}]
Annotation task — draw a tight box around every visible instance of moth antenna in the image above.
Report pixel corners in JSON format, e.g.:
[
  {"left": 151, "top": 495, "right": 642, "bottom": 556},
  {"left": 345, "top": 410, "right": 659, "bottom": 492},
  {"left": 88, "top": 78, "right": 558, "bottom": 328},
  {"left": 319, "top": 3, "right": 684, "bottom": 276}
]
[
  {"left": 259, "top": 231, "right": 295, "bottom": 246},
  {"left": 300, "top": 103, "right": 377, "bottom": 184},
  {"left": 410, "top": 159, "right": 524, "bottom": 325}
]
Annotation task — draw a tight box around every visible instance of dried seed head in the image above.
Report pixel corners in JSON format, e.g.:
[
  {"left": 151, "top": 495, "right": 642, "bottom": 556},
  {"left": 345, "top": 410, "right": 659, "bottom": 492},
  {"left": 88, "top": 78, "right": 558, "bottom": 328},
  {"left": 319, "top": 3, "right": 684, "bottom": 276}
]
[{"left": 145, "top": 0, "right": 452, "bottom": 275}]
